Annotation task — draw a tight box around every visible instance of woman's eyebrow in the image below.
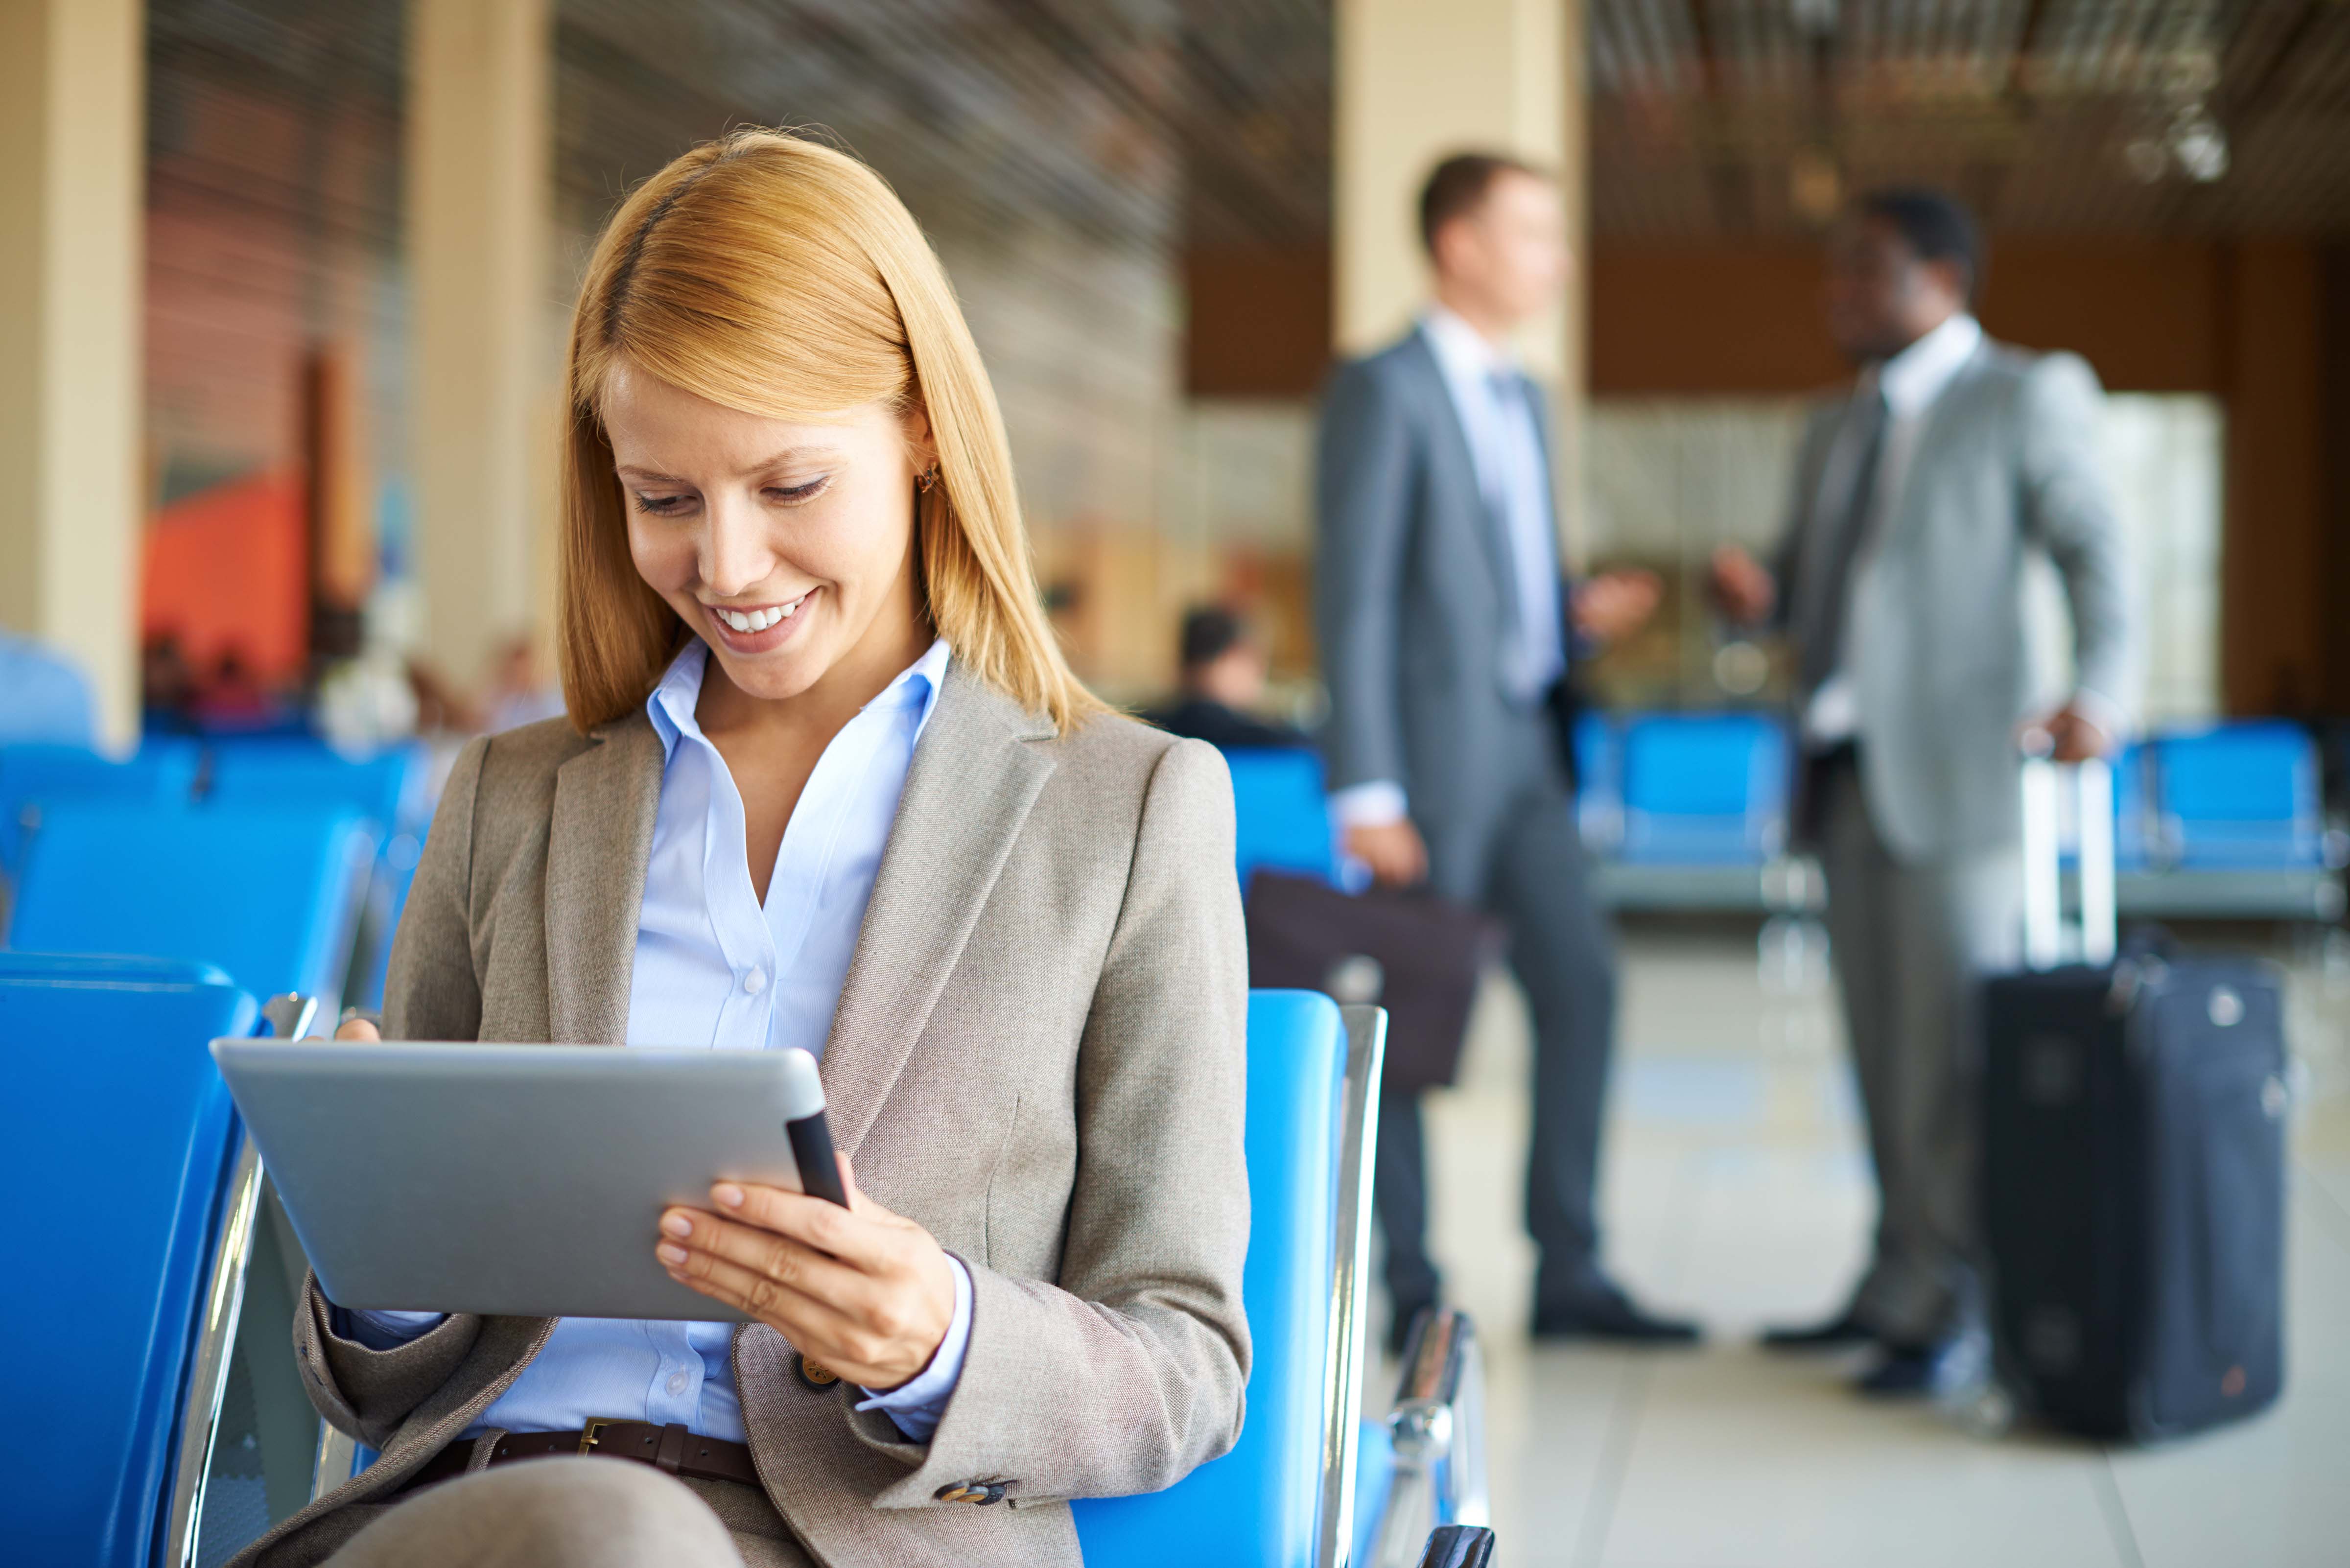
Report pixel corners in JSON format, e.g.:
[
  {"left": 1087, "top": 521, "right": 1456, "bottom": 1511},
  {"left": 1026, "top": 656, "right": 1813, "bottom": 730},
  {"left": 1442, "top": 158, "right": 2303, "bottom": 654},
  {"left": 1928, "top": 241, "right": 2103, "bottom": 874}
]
[{"left": 615, "top": 447, "right": 845, "bottom": 485}]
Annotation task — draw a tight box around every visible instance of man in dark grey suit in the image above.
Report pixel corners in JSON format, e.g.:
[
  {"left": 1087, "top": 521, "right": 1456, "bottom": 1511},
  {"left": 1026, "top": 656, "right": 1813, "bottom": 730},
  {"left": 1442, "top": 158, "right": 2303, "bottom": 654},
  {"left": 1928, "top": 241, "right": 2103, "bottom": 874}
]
[
  {"left": 1712, "top": 191, "right": 2136, "bottom": 1395},
  {"left": 1315, "top": 153, "right": 1696, "bottom": 1346}
]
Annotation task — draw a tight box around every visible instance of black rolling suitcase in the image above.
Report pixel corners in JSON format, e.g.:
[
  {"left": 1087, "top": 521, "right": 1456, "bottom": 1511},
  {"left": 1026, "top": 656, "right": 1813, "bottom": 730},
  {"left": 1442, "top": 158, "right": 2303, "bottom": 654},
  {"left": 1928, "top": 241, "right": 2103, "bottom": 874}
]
[{"left": 1979, "top": 755, "right": 2290, "bottom": 1442}]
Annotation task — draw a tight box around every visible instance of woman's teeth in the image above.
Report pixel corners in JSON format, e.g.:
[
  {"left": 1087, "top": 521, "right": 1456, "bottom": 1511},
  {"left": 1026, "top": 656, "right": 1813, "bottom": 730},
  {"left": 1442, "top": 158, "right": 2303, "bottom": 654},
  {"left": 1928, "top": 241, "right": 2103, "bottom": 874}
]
[{"left": 717, "top": 597, "right": 804, "bottom": 633}]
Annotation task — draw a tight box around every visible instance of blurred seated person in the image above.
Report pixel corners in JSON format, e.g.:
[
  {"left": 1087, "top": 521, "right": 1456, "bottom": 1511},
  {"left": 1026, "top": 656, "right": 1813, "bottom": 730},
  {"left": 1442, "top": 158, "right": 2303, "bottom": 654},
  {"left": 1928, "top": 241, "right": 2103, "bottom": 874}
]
[
  {"left": 1143, "top": 606, "right": 1305, "bottom": 752},
  {"left": 482, "top": 634, "right": 569, "bottom": 734},
  {"left": 0, "top": 630, "right": 96, "bottom": 747},
  {"left": 141, "top": 634, "right": 201, "bottom": 736},
  {"left": 193, "top": 646, "right": 287, "bottom": 730}
]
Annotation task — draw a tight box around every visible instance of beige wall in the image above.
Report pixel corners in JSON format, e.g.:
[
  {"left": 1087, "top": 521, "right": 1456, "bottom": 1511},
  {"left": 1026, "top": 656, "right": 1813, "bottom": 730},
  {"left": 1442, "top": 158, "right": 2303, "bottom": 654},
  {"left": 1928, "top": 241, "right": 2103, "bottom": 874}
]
[{"left": 0, "top": 0, "right": 145, "bottom": 745}]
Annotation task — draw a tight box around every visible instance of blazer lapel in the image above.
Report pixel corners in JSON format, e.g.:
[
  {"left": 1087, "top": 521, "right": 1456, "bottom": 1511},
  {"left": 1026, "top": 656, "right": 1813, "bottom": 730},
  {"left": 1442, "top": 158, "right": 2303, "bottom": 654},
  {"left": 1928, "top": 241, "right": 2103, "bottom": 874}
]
[
  {"left": 1400, "top": 331, "right": 1520, "bottom": 622},
  {"left": 543, "top": 712, "right": 665, "bottom": 1044},
  {"left": 818, "top": 661, "right": 1057, "bottom": 1158}
]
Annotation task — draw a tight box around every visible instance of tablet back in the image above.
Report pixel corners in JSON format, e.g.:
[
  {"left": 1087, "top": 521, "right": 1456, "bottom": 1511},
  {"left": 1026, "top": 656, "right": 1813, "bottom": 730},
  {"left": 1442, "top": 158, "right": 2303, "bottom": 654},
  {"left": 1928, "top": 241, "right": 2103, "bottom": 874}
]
[{"left": 210, "top": 1041, "right": 825, "bottom": 1321}]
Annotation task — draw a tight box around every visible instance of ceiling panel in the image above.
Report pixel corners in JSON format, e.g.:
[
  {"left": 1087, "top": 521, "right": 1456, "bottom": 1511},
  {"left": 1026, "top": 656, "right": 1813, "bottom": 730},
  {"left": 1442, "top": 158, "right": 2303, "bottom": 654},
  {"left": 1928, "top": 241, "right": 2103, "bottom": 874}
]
[{"left": 1590, "top": 0, "right": 2350, "bottom": 238}]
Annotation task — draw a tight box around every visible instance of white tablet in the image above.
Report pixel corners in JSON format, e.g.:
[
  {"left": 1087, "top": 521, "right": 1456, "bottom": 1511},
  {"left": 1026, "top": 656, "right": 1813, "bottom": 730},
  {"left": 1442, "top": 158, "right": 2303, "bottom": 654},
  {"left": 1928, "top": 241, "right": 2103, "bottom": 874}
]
[{"left": 210, "top": 1039, "right": 834, "bottom": 1322}]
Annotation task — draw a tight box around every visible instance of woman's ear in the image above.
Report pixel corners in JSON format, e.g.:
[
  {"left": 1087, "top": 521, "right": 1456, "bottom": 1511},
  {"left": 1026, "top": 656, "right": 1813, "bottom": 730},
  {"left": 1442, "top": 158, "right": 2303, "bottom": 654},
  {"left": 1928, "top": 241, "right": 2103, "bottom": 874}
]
[{"left": 900, "top": 405, "right": 938, "bottom": 477}]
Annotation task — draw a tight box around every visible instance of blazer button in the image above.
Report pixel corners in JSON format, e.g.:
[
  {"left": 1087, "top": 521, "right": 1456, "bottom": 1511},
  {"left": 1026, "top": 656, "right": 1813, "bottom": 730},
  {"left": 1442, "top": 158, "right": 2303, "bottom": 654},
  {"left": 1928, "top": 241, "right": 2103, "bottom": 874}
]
[{"left": 796, "top": 1354, "right": 840, "bottom": 1391}]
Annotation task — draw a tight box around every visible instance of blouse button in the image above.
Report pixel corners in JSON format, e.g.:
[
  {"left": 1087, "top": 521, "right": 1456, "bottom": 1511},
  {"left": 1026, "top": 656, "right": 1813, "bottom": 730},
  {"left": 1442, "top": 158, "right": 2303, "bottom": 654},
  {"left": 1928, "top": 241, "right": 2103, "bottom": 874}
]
[{"left": 742, "top": 969, "right": 767, "bottom": 995}]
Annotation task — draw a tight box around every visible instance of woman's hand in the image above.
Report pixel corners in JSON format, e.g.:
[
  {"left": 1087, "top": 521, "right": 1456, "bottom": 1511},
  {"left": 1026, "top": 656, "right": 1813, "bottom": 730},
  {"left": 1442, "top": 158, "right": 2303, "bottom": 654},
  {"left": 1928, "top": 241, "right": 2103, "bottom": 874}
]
[{"left": 658, "top": 1157, "right": 956, "bottom": 1391}]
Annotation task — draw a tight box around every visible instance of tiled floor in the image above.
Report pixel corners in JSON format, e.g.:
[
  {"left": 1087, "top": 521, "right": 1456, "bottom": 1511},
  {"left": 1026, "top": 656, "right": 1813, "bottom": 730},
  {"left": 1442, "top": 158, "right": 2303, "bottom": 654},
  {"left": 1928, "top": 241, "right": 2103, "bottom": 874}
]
[{"left": 1386, "top": 920, "right": 2350, "bottom": 1568}]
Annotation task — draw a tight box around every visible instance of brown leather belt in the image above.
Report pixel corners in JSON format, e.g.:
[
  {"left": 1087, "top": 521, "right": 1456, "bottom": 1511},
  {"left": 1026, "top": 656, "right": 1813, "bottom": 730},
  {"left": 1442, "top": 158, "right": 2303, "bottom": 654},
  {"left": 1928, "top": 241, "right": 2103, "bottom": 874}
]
[{"left": 397, "top": 1421, "right": 761, "bottom": 1495}]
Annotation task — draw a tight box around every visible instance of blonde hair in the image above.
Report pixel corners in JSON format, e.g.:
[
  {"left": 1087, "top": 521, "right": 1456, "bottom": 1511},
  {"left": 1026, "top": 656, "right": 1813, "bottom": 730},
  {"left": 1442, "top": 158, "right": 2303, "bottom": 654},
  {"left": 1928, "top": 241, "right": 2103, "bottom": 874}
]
[{"left": 558, "top": 129, "right": 1103, "bottom": 733}]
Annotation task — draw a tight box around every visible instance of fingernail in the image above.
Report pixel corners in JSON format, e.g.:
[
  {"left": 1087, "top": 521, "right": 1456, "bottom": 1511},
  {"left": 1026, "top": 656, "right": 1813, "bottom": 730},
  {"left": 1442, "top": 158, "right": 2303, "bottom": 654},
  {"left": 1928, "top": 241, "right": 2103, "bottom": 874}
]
[
  {"left": 712, "top": 1183, "right": 745, "bottom": 1209},
  {"left": 657, "top": 1242, "right": 688, "bottom": 1265},
  {"left": 659, "top": 1212, "right": 693, "bottom": 1238}
]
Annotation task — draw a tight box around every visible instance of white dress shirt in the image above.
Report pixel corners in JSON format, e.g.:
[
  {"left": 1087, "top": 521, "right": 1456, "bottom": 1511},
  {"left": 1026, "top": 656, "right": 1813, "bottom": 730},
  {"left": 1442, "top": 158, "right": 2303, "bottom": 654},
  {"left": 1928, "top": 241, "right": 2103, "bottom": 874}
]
[
  {"left": 343, "top": 636, "right": 973, "bottom": 1445},
  {"left": 1333, "top": 305, "right": 1568, "bottom": 830},
  {"left": 1800, "top": 312, "right": 1983, "bottom": 744}
]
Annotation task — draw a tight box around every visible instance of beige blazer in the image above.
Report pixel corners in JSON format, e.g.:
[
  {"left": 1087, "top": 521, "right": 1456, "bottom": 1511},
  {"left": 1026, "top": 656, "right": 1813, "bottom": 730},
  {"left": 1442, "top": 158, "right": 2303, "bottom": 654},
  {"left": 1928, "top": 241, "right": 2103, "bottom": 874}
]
[{"left": 235, "top": 661, "right": 1252, "bottom": 1568}]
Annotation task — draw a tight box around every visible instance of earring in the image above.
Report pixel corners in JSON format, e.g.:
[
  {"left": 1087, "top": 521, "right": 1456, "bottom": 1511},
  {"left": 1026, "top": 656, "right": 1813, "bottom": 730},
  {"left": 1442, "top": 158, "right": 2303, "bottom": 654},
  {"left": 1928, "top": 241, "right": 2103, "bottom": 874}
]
[{"left": 916, "top": 464, "right": 941, "bottom": 493}]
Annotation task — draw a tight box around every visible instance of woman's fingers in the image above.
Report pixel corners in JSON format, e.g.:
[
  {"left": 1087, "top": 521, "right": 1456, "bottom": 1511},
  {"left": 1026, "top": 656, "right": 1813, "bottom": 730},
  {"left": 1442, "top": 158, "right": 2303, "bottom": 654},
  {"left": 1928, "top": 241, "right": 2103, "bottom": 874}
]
[
  {"left": 662, "top": 1248, "right": 862, "bottom": 1348},
  {"left": 709, "top": 1178, "right": 898, "bottom": 1270},
  {"left": 659, "top": 1207, "right": 876, "bottom": 1315},
  {"left": 660, "top": 1241, "right": 914, "bottom": 1387}
]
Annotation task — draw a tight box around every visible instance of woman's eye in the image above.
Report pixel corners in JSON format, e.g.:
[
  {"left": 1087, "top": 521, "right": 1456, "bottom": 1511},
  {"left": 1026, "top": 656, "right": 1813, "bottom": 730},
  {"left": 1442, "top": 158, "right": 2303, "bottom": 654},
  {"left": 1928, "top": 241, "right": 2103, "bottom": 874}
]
[
  {"left": 632, "top": 492, "right": 694, "bottom": 516},
  {"left": 766, "top": 476, "right": 830, "bottom": 504}
]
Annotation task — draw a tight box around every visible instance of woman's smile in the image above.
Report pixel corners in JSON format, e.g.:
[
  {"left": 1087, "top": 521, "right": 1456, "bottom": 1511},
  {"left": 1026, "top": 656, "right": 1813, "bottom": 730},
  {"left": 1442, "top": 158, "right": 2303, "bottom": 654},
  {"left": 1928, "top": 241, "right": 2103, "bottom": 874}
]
[{"left": 703, "top": 587, "right": 819, "bottom": 654}]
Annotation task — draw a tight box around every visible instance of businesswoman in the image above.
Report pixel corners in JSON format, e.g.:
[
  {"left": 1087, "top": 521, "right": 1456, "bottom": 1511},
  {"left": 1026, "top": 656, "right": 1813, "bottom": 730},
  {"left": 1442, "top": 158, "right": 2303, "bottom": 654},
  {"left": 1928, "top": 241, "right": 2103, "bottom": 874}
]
[{"left": 234, "top": 131, "right": 1248, "bottom": 1568}]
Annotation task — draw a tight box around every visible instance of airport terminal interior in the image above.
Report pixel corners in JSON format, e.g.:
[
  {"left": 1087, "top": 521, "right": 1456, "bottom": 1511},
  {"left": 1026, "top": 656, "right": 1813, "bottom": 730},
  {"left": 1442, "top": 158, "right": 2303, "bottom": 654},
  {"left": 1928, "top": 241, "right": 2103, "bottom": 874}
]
[{"left": 3, "top": 1, "right": 2349, "bottom": 1566}]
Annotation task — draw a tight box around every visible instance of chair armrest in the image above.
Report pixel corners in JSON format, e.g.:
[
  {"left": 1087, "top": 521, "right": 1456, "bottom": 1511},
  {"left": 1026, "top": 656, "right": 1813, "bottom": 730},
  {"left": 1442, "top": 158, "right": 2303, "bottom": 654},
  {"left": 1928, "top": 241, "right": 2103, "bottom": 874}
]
[
  {"left": 1361, "top": 1307, "right": 1491, "bottom": 1568},
  {"left": 1417, "top": 1524, "right": 1497, "bottom": 1568}
]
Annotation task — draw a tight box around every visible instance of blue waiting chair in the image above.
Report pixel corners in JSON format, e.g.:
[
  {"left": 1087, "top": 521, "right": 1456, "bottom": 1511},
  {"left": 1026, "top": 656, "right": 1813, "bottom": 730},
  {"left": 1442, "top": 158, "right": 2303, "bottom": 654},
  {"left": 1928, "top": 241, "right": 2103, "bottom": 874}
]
[
  {"left": 1228, "top": 749, "right": 1341, "bottom": 889},
  {"left": 4, "top": 803, "right": 376, "bottom": 1005},
  {"left": 0, "top": 741, "right": 201, "bottom": 880},
  {"left": 202, "top": 740, "right": 431, "bottom": 1009},
  {"left": 103, "top": 986, "right": 1487, "bottom": 1567},
  {"left": 2153, "top": 722, "right": 2325, "bottom": 869},
  {"left": 307, "top": 994, "right": 1491, "bottom": 1562},
  {"left": 1617, "top": 712, "right": 1788, "bottom": 865},
  {"left": 203, "top": 739, "right": 426, "bottom": 834},
  {"left": 2112, "top": 742, "right": 2154, "bottom": 870},
  {"left": 1571, "top": 710, "right": 1624, "bottom": 853},
  {"left": 0, "top": 955, "right": 260, "bottom": 1568},
  {"left": 1073, "top": 992, "right": 1492, "bottom": 1568}
]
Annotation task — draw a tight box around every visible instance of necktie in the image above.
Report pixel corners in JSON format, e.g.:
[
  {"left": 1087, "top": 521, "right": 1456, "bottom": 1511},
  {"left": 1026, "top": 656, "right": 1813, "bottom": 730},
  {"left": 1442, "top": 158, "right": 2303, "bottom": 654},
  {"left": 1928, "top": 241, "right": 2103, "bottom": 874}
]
[
  {"left": 1484, "top": 371, "right": 1565, "bottom": 706},
  {"left": 1796, "top": 387, "right": 1890, "bottom": 697}
]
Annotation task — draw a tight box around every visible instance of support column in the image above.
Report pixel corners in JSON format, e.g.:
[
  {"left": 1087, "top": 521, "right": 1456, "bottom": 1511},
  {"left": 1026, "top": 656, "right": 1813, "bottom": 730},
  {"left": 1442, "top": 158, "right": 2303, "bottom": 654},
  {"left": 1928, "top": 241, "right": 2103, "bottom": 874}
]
[
  {"left": 408, "top": 0, "right": 553, "bottom": 694},
  {"left": 1334, "top": 0, "right": 1587, "bottom": 559},
  {"left": 0, "top": 0, "right": 145, "bottom": 746}
]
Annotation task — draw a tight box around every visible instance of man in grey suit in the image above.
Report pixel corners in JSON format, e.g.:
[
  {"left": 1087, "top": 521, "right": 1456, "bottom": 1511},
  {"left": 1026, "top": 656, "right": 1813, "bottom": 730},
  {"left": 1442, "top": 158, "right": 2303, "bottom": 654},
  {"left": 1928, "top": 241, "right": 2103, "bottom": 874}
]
[
  {"left": 1711, "top": 190, "right": 2137, "bottom": 1395},
  {"left": 1316, "top": 153, "right": 1696, "bottom": 1346}
]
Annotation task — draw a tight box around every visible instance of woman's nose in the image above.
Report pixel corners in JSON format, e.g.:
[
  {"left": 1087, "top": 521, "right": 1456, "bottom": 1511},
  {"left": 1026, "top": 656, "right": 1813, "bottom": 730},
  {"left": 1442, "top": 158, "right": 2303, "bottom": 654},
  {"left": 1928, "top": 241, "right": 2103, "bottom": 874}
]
[{"left": 700, "top": 497, "right": 774, "bottom": 597}]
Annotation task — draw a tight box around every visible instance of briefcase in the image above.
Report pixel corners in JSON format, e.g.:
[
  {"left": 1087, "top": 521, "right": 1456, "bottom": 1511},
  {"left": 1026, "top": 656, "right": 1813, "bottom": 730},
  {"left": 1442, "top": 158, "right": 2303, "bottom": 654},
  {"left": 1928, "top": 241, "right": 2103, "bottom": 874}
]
[
  {"left": 1979, "top": 757, "right": 2288, "bottom": 1442},
  {"left": 1244, "top": 869, "right": 1504, "bottom": 1093}
]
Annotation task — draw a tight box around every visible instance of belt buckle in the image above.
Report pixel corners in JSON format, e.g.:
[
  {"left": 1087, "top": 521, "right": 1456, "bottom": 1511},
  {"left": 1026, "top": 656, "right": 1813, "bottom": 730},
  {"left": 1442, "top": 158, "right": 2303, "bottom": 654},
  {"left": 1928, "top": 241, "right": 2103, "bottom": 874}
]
[{"left": 578, "top": 1418, "right": 613, "bottom": 1456}]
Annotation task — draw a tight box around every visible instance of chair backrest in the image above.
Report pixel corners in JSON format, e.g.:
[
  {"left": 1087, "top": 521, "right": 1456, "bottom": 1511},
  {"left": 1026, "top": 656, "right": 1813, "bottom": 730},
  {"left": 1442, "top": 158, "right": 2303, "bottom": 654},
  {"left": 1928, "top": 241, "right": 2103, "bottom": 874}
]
[
  {"left": 6, "top": 804, "right": 376, "bottom": 1002},
  {"left": 1071, "top": 990, "right": 1350, "bottom": 1568},
  {"left": 2112, "top": 742, "right": 2153, "bottom": 869},
  {"left": 0, "top": 742, "right": 200, "bottom": 878},
  {"left": 1618, "top": 713, "right": 1788, "bottom": 865},
  {"left": 0, "top": 956, "right": 257, "bottom": 1568},
  {"left": 2152, "top": 721, "right": 2324, "bottom": 867},
  {"left": 1227, "top": 749, "right": 1340, "bottom": 889},
  {"left": 202, "top": 740, "right": 426, "bottom": 834},
  {"left": 1571, "top": 711, "right": 1624, "bottom": 852}
]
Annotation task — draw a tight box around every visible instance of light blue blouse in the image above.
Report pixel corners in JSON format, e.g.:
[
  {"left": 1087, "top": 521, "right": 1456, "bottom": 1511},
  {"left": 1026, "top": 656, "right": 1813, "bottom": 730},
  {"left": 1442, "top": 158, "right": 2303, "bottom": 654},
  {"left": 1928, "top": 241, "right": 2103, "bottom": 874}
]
[{"left": 346, "top": 635, "right": 971, "bottom": 1444}]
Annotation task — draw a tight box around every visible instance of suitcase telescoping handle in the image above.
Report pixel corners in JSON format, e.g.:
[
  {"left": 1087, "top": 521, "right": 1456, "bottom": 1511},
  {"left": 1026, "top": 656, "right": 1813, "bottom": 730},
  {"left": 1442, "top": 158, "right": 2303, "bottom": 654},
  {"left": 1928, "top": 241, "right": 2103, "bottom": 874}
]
[{"left": 2018, "top": 736, "right": 2116, "bottom": 971}]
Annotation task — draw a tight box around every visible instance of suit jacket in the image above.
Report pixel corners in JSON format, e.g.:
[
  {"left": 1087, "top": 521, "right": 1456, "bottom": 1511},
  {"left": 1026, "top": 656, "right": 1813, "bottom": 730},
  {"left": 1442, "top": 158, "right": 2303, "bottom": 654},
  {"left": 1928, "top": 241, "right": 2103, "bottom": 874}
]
[
  {"left": 1314, "top": 328, "right": 1573, "bottom": 896},
  {"left": 1771, "top": 341, "right": 2138, "bottom": 861},
  {"left": 235, "top": 662, "right": 1252, "bottom": 1568}
]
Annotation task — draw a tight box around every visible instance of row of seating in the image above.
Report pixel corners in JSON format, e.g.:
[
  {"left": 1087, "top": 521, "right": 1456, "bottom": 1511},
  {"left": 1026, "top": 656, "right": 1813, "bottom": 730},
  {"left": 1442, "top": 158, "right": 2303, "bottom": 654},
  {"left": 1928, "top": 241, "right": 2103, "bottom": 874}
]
[
  {"left": 0, "top": 738, "right": 430, "bottom": 1006},
  {"left": 1222, "top": 717, "right": 2347, "bottom": 922},
  {"left": 2, "top": 950, "right": 1488, "bottom": 1567},
  {"left": 1, "top": 740, "right": 1494, "bottom": 1565}
]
